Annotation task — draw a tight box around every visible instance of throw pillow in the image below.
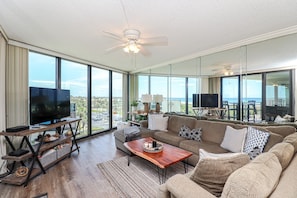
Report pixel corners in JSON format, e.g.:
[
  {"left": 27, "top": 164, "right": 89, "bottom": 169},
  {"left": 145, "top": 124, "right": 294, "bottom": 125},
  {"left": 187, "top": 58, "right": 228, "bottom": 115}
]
[
  {"left": 199, "top": 148, "right": 244, "bottom": 160},
  {"left": 247, "top": 146, "right": 261, "bottom": 160},
  {"left": 179, "top": 125, "right": 202, "bottom": 142},
  {"left": 191, "top": 149, "right": 250, "bottom": 197},
  {"left": 148, "top": 114, "right": 168, "bottom": 131},
  {"left": 179, "top": 125, "right": 191, "bottom": 138},
  {"left": 220, "top": 126, "right": 247, "bottom": 153},
  {"left": 243, "top": 126, "right": 270, "bottom": 159},
  {"left": 148, "top": 114, "right": 163, "bottom": 130}
]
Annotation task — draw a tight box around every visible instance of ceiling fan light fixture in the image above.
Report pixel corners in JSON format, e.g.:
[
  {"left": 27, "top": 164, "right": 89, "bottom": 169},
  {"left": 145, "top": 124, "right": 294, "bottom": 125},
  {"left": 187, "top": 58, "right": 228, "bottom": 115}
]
[{"left": 123, "top": 41, "right": 140, "bottom": 53}]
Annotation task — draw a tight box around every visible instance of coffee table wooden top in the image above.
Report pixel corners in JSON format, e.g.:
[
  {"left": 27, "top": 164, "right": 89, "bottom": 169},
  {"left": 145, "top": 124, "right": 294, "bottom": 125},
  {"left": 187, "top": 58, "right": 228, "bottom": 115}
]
[{"left": 124, "top": 137, "right": 192, "bottom": 169}]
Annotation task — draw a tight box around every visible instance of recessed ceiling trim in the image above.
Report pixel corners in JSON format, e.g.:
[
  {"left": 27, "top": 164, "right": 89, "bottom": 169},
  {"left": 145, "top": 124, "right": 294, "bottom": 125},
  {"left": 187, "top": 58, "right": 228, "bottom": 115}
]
[{"left": 131, "top": 25, "right": 297, "bottom": 74}]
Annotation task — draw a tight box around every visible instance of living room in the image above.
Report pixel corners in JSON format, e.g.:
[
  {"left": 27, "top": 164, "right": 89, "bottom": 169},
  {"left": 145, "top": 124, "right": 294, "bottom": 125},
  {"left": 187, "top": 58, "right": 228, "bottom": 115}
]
[{"left": 1, "top": 1, "right": 297, "bottom": 197}]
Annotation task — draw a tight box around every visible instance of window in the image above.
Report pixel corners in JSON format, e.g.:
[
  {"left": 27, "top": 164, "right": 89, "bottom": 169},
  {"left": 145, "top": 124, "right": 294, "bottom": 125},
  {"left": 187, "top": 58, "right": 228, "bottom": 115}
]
[
  {"left": 138, "top": 75, "right": 149, "bottom": 99},
  {"left": 222, "top": 76, "right": 239, "bottom": 120},
  {"left": 188, "top": 77, "right": 201, "bottom": 115},
  {"left": 112, "top": 72, "right": 123, "bottom": 128},
  {"left": 170, "top": 77, "right": 185, "bottom": 113},
  {"left": 61, "top": 60, "right": 88, "bottom": 138},
  {"left": 91, "top": 67, "right": 110, "bottom": 134},
  {"left": 29, "top": 52, "right": 56, "bottom": 88},
  {"left": 151, "top": 76, "right": 167, "bottom": 112},
  {"left": 242, "top": 74, "right": 262, "bottom": 122},
  {"left": 264, "top": 70, "right": 292, "bottom": 121}
]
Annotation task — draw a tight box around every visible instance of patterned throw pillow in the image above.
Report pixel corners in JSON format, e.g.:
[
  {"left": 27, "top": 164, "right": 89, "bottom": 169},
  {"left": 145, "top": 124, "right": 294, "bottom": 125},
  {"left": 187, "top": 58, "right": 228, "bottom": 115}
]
[
  {"left": 179, "top": 125, "right": 191, "bottom": 138},
  {"left": 179, "top": 125, "right": 202, "bottom": 141},
  {"left": 248, "top": 146, "right": 261, "bottom": 160},
  {"left": 189, "top": 128, "right": 202, "bottom": 141},
  {"left": 243, "top": 127, "right": 270, "bottom": 159}
]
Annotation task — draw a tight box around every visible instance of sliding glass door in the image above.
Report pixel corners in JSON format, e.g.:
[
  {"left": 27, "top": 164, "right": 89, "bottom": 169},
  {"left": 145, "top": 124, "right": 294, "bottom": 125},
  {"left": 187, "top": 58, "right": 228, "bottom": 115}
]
[
  {"left": 221, "top": 76, "right": 239, "bottom": 120},
  {"left": 264, "top": 70, "right": 292, "bottom": 122}
]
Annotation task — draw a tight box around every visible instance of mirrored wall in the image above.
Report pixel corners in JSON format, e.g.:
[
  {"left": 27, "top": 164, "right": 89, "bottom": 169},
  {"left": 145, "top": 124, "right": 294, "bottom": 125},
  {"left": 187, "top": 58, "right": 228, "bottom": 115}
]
[{"left": 130, "top": 32, "right": 297, "bottom": 123}]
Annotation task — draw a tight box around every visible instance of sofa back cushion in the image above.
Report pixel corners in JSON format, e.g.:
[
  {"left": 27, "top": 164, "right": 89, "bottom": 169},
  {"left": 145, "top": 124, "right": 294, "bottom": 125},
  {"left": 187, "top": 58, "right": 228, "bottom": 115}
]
[
  {"left": 284, "top": 132, "right": 297, "bottom": 152},
  {"left": 222, "top": 152, "right": 282, "bottom": 198},
  {"left": 269, "top": 142, "right": 294, "bottom": 170},
  {"left": 167, "top": 115, "right": 197, "bottom": 134},
  {"left": 263, "top": 125, "right": 296, "bottom": 138},
  {"left": 195, "top": 120, "right": 236, "bottom": 144},
  {"left": 263, "top": 132, "right": 284, "bottom": 152}
]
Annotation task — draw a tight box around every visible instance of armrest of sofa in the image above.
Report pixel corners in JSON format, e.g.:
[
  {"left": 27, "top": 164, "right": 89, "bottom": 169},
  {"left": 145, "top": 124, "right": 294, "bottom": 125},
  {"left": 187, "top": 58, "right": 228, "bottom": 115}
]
[
  {"left": 139, "top": 120, "right": 148, "bottom": 128},
  {"left": 159, "top": 174, "right": 216, "bottom": 198}
]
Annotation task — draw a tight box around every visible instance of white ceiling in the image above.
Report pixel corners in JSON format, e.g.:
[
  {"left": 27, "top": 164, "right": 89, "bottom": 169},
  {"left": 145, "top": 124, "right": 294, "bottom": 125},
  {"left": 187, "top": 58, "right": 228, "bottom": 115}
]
[{"left": 1, "top": 0, "right": 297, "bottom": 73}]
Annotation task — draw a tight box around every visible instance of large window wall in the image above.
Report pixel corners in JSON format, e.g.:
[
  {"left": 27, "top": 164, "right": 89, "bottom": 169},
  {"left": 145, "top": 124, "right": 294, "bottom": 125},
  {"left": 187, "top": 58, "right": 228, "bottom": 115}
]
[{"left": 29, "top": 51, "right": 125, "bottom": 139}]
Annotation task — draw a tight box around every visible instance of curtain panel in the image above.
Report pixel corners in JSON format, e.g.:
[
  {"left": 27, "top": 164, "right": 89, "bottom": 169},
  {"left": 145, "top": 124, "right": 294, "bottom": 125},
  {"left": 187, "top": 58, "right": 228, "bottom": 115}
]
[
  {"left": 6, "top": 45, "right": 29, "bottom": 128},
  {"left": 0, "top": 33, "right": 7, "bottom": 174}
]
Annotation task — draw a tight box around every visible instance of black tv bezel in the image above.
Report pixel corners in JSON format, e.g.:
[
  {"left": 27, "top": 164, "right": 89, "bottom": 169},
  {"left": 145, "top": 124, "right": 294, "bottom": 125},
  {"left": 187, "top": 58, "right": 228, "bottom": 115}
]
[
  {"left": 29, "top": 87, "right": 71, "bottom": 125},
  {"left": 192, "top": 93, "right": 219, "bottom": 108}
]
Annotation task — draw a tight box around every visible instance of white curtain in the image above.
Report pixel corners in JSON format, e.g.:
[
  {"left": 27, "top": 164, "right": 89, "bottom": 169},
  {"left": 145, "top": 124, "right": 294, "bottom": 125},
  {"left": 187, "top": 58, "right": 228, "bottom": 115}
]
[
  {"left": 6, "top": 45, "right": 29, "bottom": 127},
  {"left": 0, "top": 33, "right": 7, "bottom": 174}
]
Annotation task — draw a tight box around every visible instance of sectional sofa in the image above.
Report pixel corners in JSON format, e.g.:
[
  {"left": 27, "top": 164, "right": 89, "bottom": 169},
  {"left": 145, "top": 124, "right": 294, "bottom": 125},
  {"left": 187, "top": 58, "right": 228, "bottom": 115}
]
[{"left": 113, "top": 114, "right": 297, "bottom": 197}]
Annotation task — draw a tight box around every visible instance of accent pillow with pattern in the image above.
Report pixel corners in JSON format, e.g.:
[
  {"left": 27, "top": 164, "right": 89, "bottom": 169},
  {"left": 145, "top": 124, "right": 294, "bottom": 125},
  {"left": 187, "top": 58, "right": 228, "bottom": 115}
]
[
  {"left": 243, "top": 126, "right": 270, "bottom": 159},
  {"left": 179, "top": 125, "right": 202, "bottom": 141}
]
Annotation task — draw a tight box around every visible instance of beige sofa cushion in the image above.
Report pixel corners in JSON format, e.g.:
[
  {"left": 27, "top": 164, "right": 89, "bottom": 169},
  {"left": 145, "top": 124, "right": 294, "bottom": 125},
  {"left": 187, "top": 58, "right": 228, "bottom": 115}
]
[
  {"left": 190, "top": 150, "right": 250, "bottom": 197},
  {"left": 264, "top": 125, "right": 296, "bottom": 138},
  {"left": 167, "top": 115, "right": 197, "bottom": 134},
  {"left": 284, "top": 132, "right": 297, "bottom": 152},
  {"left": 269, "top": 142, "right": 294, "bottom": 170},
  {"left": 153, "top": 131, "right": 185, "bottom": 147},
  {"left": 222, "top": 152, "right": 282, "bottom": 198},
  {"left": 263, "top": 132, "right": 283, "bottom": 152},
  {"left": 270, "top": 154, "right": 297, "bottom": 198},
  {"left": 165, "top": 174, "right": 216, "bottom": 198},
  {"left": 196, "top": 120, "right": 236, "bottom": 144}
]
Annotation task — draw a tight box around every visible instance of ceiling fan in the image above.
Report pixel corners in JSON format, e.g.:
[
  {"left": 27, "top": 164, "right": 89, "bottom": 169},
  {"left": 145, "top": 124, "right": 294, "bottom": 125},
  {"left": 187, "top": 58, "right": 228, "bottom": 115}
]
[
  {"left": 103, "top": 29, "right": 168, "bottom": 56},
  {"left": 212, "top": 65, "right": 235, "bottom": 76}
]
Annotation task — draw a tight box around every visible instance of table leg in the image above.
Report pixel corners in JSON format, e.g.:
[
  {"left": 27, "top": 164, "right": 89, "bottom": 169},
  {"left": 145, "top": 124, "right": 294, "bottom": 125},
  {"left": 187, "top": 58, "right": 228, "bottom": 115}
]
[
  {"left": 183, "top": 158, "right": 189, "bottom": 173},
  {"left": 127, "top": 155, "right": 130, "bottom": 166},
  {"left": 157, "top": 167, "right": 167, "bottom": 184}
]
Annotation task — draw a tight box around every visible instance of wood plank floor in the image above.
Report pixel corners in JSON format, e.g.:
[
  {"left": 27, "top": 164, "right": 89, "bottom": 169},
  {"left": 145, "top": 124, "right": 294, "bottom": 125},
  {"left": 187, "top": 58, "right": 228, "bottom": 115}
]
[{"left": 0, "top": 131, "right": 126, "bottom": 198}]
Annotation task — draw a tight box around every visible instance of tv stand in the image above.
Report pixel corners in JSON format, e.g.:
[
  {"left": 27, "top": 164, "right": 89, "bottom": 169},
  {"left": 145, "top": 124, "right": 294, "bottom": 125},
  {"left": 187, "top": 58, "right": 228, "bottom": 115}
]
[
  {"left": 192, "top": 107, "right": 226, "bottom": 119},
  {"left": 0, "top": 118, "right": 81, "bottom": 186}
]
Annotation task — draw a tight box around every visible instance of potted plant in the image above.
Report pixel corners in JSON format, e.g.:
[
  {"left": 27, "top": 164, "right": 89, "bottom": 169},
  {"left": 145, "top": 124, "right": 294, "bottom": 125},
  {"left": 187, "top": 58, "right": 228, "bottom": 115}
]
[{"left": 130, "top": 100, "right": 139, "bottom": 121}]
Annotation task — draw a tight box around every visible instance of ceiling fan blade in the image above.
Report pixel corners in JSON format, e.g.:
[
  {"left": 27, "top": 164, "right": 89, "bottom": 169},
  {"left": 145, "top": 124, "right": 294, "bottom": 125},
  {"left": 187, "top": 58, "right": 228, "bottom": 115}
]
[
  {"left": 138, "top": 45, "right": 151, "bottom": 56},
  {"left": 103, "top": 31, "right": 124, "bottom": 41},
  {"left": 105, "top": 43, "right": 126, "bottom": 53},
  {"left": 139, "top": 36, "right": 168, "bottom": 46}
]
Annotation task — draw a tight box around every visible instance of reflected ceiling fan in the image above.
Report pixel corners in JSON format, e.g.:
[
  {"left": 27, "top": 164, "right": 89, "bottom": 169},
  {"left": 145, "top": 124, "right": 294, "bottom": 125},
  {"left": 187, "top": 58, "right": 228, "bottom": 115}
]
[
  {"left": 212, "top": 65, "right": 235, "bottom": 76},
  {"left": 103, "top": 28, "right": 168, "bottom": 56}
]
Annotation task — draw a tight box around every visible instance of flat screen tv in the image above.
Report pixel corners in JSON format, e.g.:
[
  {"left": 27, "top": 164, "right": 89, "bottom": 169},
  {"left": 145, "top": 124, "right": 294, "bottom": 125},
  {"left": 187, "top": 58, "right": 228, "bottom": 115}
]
[
  {"left": 192, "top": 94, "right": 219, "bottom": 108},
  {"left": 29, "top": 87, "right": 70, "bottom": 125}
]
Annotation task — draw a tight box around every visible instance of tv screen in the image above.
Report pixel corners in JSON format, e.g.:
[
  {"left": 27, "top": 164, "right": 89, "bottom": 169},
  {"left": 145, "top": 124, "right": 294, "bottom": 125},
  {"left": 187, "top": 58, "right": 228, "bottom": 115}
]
[
  {"left": 192, "top": 94, "right": 218, "bottom": 108},
  {"left": 29, "top": 87, "right": 70, "bottom": 125}
]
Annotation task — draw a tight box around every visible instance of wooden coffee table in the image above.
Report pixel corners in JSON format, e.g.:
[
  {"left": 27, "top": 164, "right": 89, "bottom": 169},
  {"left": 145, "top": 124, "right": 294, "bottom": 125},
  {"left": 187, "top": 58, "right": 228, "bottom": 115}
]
[{"left": 124, "top": 137, "right": 192, "bottom": 184}]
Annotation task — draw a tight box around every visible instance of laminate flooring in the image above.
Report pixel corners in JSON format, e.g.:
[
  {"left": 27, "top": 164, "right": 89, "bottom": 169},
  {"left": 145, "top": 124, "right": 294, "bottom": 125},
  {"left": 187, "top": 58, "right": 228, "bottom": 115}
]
[{"left": 0, "top": 131, "right": 126, "bottom": 198}]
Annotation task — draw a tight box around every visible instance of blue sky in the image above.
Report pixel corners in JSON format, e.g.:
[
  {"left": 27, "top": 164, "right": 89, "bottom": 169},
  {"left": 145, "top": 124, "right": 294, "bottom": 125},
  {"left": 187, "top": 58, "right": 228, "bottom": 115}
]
[{"left": 29, "top": 52, "right": 123, "bottom": 97}]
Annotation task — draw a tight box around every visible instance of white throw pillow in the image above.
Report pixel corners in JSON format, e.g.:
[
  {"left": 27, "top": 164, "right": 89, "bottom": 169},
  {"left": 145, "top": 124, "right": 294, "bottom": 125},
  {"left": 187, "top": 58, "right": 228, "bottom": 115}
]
[
  {"left": 148, "top": 114, "right": 163, "bottom": 129},
  {"left": 199, "top": 149, "right": 244, "bottom": 160},
  {"left": 220, "top": 126, "right": 247, "bottom": 153},
  {"left": 148, "top": 114, "right": 168, "bottom": 131}
]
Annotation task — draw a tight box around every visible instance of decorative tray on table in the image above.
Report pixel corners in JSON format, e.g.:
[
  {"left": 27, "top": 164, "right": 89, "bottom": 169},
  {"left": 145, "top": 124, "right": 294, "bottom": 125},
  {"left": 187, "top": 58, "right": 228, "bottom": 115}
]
[{"left": 143, "top": 141, "right": 163, "bottom": 153}]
